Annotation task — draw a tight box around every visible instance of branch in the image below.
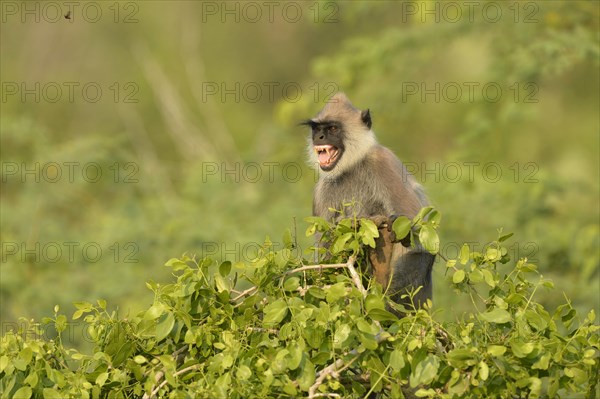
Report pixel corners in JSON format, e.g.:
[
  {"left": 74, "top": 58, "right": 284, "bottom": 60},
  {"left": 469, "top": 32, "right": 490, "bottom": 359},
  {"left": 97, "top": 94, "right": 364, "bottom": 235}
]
[
  {"left": 343, "top": 256, "right": 367, "bottom": 297},
  {"left": 232, "top": 261, "right": 352, "bottom": 303},
  {"left": 232, "top": 285, "right": 258, "bottom": 302},
  {"left": 308, "top": 354, "right": 360, "bottom": 398},
  {"left": 142, "top": 346, "right": 193, "bottom": 399},
  {"left": 144, "top": 364, "right": 200, "bottom": 398},
  {"left": 283, "top": 262, "right": 352, "bottom": 276}
]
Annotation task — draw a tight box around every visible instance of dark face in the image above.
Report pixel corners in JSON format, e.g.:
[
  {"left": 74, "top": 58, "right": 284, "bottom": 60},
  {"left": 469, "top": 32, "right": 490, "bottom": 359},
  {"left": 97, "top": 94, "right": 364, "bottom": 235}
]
[{"left": 305, "top": 120, "right": 346, "bottom": 171}]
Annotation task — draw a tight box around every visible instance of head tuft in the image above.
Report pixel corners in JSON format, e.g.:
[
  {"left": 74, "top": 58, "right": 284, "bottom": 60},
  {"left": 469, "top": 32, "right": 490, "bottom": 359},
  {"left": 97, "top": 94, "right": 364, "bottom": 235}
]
[{"left": 313, "top": 93, "right": 372, "bottom": 132}]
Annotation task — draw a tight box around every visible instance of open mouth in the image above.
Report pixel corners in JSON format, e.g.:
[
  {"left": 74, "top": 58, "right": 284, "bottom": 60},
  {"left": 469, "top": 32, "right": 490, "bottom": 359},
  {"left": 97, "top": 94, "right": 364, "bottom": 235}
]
[{"left": 314, "top": 145, "right": 340, "bottom": 169}]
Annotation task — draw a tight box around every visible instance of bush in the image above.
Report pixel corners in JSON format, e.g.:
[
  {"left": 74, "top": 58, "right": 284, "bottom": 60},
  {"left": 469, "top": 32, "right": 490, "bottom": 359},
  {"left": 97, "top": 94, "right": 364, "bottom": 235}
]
[{"left": 1, "top": 211, "right": 598, "bottom": 398}]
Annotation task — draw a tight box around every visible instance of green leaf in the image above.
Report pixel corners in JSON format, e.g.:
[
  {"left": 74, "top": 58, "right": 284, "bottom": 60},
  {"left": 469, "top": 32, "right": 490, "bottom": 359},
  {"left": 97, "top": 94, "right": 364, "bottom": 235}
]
[
  {"left": 390, "top": 349, "right": 406, "bottom": 371},
  {"left": 73, "top": 301, "right": 93, "bottom": 310},
  {"left": 392, "top": 216, "right": 412, "bottom": 240},
  {"left": 368, "top": 308, "right": 398, "bottom": 321},
  {"left": 72, "top": 309, "right": 85, "bottom": 320},
  {"left": 42, "top": 388, "right": 62, "bottom": 399},
  {"left": 275, "top": 249, "right": 292, "bottom": 268},
  {"left": 356, "top": 318, "right": 377, "bottom": 334},
  {"left": 415, "top": 206, "right": 434, "bottom": 221},
  {"left": 298, "top": 359, "right": 315, "bottom": 391},
  {"left": 214, "top": 274, "right": 231, "bottom": 292},
  {"left": 145, "top": 304, "right": 165, "bottom": 320},
  {"left": 469, "top": 268, "right": 483, "bottom": 283},
  {"left": 360, "top": 218, "right": 379, "bottom": 236},
  {"left": 358, "top": 330, "right": 378, "bottom": 350},
  {"left": 0, "top": 355, "right": 7, "bottom": 372},
  {"left": 452, "top": 269, "right": 465, "bottom": 284},
  {"left": 24, "top": 371, "right": 38, "bottom": 387},
  {"left": 485, "top": 247, "right": 500, "bottom": 262},
  {"left": 479, "top": 308, "right": 512, "bottom": 324},
  {"left": 133, "top": 355, "right": 147, "bottom": 364},
  {"left": 532, "top": 353, "right": 551, "bottom": 370},
  {"left": 55, "top": 314, "right": 67, "bottom": 333},
  {"left": 478, "top": 361, "right": 489, "bottom": 381},
  {"left": 19, "top": 347, "right": 33, "bottom": 366},
  {"left": 524, "top": 309, "right": 548, "bottom": 331},
  {"left": 333, "top": 324, "right": 352, "bottom": 348},
  {"left": 365, "top": 294, "right": 385, "bottom": 311},
  {"left": 164, "top": 258, "right": 188, "bottom": 271},
  {"left": 282, "top": 229, "right": 293, "bottom": 247},
  {"left": 427, "top": 210, "right": 441, "bottom": 224},
  {"left": 263, "top": 299, "right": 288, "bottom": 326},
  {"left": 283, "top": 277, "right": 300, "bottom": 291},
  {"left": 155, "top": 312, "right": 175, "bottom": 342},
  {"left": 14, "top": 386, "right": 32, "bottom": 399},
  {"left": 95, "top": 372, "right": 109, "bottom": 387},
  {"left": 510, "top": 340, "right": 535, "bottom": 358},
  {"left": 410, "top": 355, "right": 440, "bottom": 387},
  {"left": 307, "top": 287, "right": 326, "bottom": 299},
  {"left": 447, "top": 348, "right": 478, "bottom": 367},
  {"left": 419, "top": 224, "right": 439, "bottom": 254},
  {"left": 459, "top": 244, "right": 470, "bottom": 264},
  {"left": 487, "top": 345, "right": 507, "bottom": 357},
  {"left": 326, "top": 282, "right": 347, "bottom": 303},
  {"left": 331, "top": 232, "right": 353, "bottom": 254},
  {"left": 236, "top": 365, "right": 252, "bottom": 380},
  {"left": 482, "top": 269, "right": 496, "bottom": 287},
  {"left": 287, "top": 342, "right": 303, "bottom": 370},
  {"left": 219, "top": 261, "right": 232, "bottom": 276}
]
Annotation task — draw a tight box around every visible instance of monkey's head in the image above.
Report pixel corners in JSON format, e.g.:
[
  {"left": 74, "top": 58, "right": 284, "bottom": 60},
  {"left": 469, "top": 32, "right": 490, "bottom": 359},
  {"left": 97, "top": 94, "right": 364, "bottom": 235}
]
[{"left": 303, "top": 93, "right": 377, "bottom": 176}]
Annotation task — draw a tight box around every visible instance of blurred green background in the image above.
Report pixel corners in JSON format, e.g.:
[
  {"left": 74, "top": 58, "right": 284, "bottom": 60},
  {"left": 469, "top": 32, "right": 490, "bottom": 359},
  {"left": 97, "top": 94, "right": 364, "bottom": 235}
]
[{"left": 1, "top": 1, "right": 598, "bottom": 345}]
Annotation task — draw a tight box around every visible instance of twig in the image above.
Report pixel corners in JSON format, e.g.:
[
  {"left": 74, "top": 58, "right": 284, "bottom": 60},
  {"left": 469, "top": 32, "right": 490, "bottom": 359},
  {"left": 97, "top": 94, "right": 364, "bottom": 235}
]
[
  {"left": 246, "top": 327, "right": 279, "bottom": 334},
  {"left": 308, "top": 353, "right": 360, "bottom": 398},
  {"left": 232, "top": 286, "right": 258, "bottom": 302},
  {"left": 344, "top": 256, "right": 366, "bottom": 297},
  {"left": 142, "top": 345, "right": 193, "bottom": 399},
  {"left": 232, "top": 262, "right": 349, "bottom": 303},
  {"left": 145, "top": 364, "right": 200, "bottom": 398},
  {"left": 283, "top": 262, "right": 351, "bottom": 276}
]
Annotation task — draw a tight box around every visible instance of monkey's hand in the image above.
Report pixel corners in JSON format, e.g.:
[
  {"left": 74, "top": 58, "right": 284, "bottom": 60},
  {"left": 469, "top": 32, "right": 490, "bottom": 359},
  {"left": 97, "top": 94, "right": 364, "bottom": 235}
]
[
  {"left": 367, "top": 215, "right": 411, "bottom": 247},
  {"left": 367, "top": 216, "right": 396, "bottom": 288},
  {"left": 367, "top": 215, "right": 405, "bottom": 244}
]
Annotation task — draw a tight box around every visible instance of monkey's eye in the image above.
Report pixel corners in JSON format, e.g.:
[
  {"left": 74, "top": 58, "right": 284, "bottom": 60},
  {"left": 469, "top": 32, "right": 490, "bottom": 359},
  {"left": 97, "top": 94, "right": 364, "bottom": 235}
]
[{"left": 327, "top": 125, "right": 338, "bottom": 133}]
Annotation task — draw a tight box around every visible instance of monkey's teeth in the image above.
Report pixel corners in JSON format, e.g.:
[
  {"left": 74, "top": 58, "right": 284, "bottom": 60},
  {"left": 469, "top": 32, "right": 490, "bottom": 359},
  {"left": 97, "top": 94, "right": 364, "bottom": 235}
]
[{"left": 315, "top": 145, "right": 338, "bottom": 167}]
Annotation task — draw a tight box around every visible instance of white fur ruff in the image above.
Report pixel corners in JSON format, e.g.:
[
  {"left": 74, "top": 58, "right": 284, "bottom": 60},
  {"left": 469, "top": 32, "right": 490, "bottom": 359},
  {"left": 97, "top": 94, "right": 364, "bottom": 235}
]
[{"left": 307, "top": 129, "right": 378, "bottom": 180}]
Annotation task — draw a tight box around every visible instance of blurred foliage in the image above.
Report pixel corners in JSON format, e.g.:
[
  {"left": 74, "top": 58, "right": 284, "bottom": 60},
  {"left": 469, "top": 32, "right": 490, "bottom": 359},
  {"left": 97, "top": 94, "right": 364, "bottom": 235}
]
[{"left": 0, "top": 0, "right": 598, "bottom": 351}]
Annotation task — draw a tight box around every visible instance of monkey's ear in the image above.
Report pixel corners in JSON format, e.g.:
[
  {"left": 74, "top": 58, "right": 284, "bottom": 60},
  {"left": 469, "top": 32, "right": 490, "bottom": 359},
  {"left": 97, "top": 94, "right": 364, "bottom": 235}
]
[{"left": 361, "top": 109, "right": 372, "bottom": 129}]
